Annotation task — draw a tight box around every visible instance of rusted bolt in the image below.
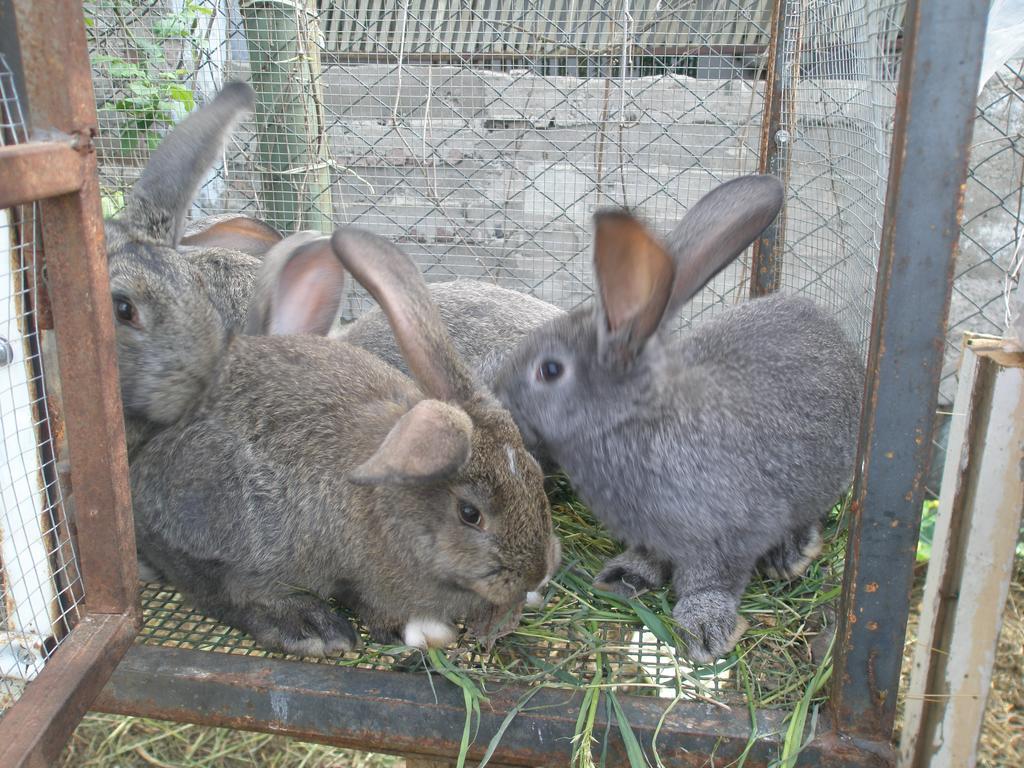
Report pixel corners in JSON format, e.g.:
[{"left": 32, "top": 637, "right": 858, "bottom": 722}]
[
  {"left": 866, "top": 582, "right": 879, "bottom": 593},
  {"left": 867, "top": 621, "right": 879, "bottom": 631},
  {"left": 0, "top": 337, "right": 13, "bottom": 366},
  {"left": 69, "top": 126, "right": 98, "bottom": 153}
]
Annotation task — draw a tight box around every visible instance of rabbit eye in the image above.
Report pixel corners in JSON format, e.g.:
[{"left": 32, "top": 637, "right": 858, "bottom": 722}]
[
  {"left": 459, "top": 502, "right": 483, "bottom": 528},
  {"left": 537, "top": 360, "right": 564, "bottom": 382},
  {"left": 113, "top": 297, "right": 137, "bottom": 325}
]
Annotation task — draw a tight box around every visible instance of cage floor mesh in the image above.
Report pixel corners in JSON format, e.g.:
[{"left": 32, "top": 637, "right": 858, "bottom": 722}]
[{"left": 135, "top": 497, "right": 846, "bottom": 711}]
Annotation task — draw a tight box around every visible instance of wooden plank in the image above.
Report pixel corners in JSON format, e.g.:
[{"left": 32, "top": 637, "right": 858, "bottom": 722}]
[
  {"left": 898, "top": 333, "right": 1024, "bottom": 767},
  {"left": 0, "top": 142, "right": 83, "bottom": 208},
  {"left": 0, "top": 613, "right": 136, "bottom": 768},
  {"left": 14, "top": 0, "right": 138, "bottom": 619}
]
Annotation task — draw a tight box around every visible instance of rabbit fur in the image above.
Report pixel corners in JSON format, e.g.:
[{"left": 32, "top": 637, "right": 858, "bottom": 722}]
[
  {"left": 336, "top": 279, "right": 563, "bottom": 386},
  {"left": 104, "top": 81, "right": 283, "bottom": 455},
  {"left": 492, "top": 176, "right": 864, "bottom": 663},
  {"left": 105, "top": 78, "right": 561, "bottom": 444},
  {"left": 336, "top": 280, "right": 563, "bottom": 465},
  {"left": 129, "top": 228, "right": 559, "bottom": 655}
]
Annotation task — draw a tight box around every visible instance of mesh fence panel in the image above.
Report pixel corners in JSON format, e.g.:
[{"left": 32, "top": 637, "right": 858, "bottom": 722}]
[
  {"left": 85, "top": 0, "right": 907, "bottom": 352},
  {"left": 75, "top": 0, "right": 1022, "bottom": 703},
  {"left": 945, "top": 58, "right": 1024, "bottom": 403},
  {"left": 78, "top": 0, "right": 913, "bottom": 706},
  {"left": 0, "top": 54, "right": 83, "bottom": 714}
]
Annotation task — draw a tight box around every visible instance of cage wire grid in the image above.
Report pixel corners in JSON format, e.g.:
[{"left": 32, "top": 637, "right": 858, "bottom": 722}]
[
  {"left": 0, "top": 54, "right": 83, "bottom": 714},
  {"left": 132, "top": 500, "right": 849, "bottom": 710},
  {"left": 943, "top": 58, "right": 1024, "bottom": 403},
  {"left": 75, "top": 0, "right": 1020, "bottom": 713},
  {"left": 79, "top": 0, "right": 898, "bottom": 711},
  {"left": 85, "top": 0, "right": 910, "bottom": 352}
]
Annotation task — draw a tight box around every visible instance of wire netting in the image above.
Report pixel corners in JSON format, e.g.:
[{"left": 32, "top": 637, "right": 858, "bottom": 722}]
[
  {"left": 945, "top": 58, "right": 1024, "bottom": 403},
  {"left": 133, "top": 498, "right": 849, "bottom": 711},
  {"left": 75, "top": 0, "right": 914, "bottom": 711},
  {"left": 85, "top": 0, "right": 908, "bottom": 353},
  {"left": 0, "top": 54, "right": 83, "bottom": 714},
  {"left": 82, "top": 1, "right": 1024, "bottom": 388}
]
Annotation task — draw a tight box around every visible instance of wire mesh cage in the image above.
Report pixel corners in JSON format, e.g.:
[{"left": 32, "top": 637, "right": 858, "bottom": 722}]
[
  {"left": 0, "top": 0, "right": 1011, "bottom": 763},
  {"left": 0, "top": 53, "right": 83, "bottom": 714},
  {"left": 84, "top": 0, "right": 909, "bottom": 353},
  {"left": 946, "top": 58, "right": 1024, "bottom": 402},
  {"left": 85, "top": 2, "right": 1021, "bottom": 398},
  {"left": 74, "top": 0, "right": 913, "bottom": 712}
]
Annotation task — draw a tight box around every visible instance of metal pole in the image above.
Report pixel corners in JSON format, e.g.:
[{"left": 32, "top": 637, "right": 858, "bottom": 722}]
[
  {"left": 749, "top": 0, "right": 796, "bottom": 297},
  {"left": 831, "top": 0, "right": 990, "bottom": 740}
]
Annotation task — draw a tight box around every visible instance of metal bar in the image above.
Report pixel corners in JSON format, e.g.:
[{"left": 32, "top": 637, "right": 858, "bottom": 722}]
[
  {"left": 94, "top": 645, "right": 893, "bottom": 767},
  {"left": 749, "top": 0, "right": 792, "bottom": 297},
  {"left": 898, "top": 336, "right": 1024, "bottom": 767},
  {"left": 12, "top": 0, "right": 138, "bottom": 616},
  {"left": 0, "top": 141, "right": 84, "bottom": 208},
  {"left": 831, "top": 0, "right": 990, "bottom": 740},
  {"left": 0, "top": 612, "right": 136, "bottom": 768}
]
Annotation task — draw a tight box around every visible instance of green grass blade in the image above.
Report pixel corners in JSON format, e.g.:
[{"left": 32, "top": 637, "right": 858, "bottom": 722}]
[
  {"left": 609, "top": 690, "right": 649, "bottom": 768},
  {"left": 477, "top": 686, "right": 543, "bottom": 768},
  {"left": 628, "top": 600, "right": 676, "bottom": 646}
]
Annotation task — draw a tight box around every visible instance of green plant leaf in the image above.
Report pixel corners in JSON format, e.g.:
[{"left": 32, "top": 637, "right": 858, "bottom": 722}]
[
  {"left": 108, "top": 60, "right": 145, "bottom": 80},
  {"left": 477, "top": 686, "right": 543, "bottom": 768},
  {"left": 609, "top": 691, "right": 648, "bottom": 768},
  {"left": 167, "top": 84, "right": 195, "bottom": 112},
  {"left": 628, "top": 600, "right": 676, "bottom": 647}
]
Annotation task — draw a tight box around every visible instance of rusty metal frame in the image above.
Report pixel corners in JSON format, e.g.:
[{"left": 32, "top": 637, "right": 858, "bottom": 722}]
[
  {"left": 0, "top": 1, "right": 138, "bottom": 766},
  {"left": 94, "top": 645, "right": 892, "bottom": 768},
  {"left": 0, "top": 0, "right": 992, "bottom": 764},
  {"left": 831, "top": 0, "right": 990, "bottom": 742},
  {"left": 92, "top": 0, "right": 988, "bottom": 764}
]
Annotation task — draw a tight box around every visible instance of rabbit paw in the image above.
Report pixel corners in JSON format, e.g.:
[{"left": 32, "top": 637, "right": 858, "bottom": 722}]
[
  {"left": 402, "top": 618, "right": 456, "bottom": 649},
  {"left": 593, "top": 549, "right": 670, "bottom": 598},
  {"left": 136, "top": 557, "right": 163, "bottom": 583},
  {"left": 759, "top": 524, "right": 823, "bottom": 581},
  {"left": 253, "top": 601, "right": 359, "bottom": 657},
  {"left": 672, "top": 590, "right": 748, "bottom": 664},
  {"left": 369, "top": 626, "right": 405, "bottom": 646}
]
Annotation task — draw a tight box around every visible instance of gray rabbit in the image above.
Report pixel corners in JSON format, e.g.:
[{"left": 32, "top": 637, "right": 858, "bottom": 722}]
[
  {"left": 492, "top": 176, "right": 864, "bottom": 663},
  {"left": 337, "top": 280, "right": 562, "bottom": 466},
  {"left": 128, "top": 228, "right": 559, "bottom": 654},
  {"left": 103, "top": 81, "right": 282, "bottom": 454},
  {"left": 336, "top": 279, "right": 563, "bottom": 386},
  {"left": 105, "top": 81, "right": 560, "bottom": 409}
]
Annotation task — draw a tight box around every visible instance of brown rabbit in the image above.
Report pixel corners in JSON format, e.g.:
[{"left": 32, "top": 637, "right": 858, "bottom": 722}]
[{"left": 129, "top": 228, "right": 559, "bottom": 654}]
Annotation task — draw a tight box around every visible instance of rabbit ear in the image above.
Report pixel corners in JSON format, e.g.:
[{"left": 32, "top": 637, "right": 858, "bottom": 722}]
[
  {"left": 120, "top": 82, "right": 255, "bottom": 246},
  {"left": 330, "top": 228, "right": 476, "bottom": 403},
  {"left": 245, "top": 232, "right": 347, "bottom": 337},
  {"left": 348, "top": 399, "right": 473, "bottom": 486},
  {"left": 592, "top": 209, "right": 676, "bottom": 369},
  {"left": 663, "top": 175, "right": 784, "bottom": 314},
  {"left": 180, "top": 215, "right": 282, "bottom": 256}
]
